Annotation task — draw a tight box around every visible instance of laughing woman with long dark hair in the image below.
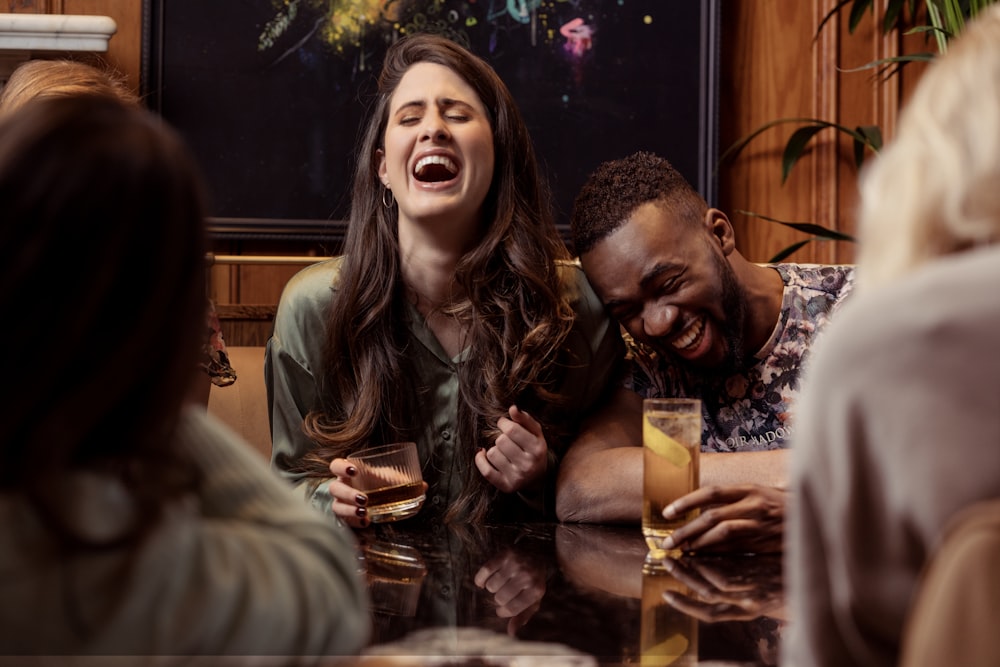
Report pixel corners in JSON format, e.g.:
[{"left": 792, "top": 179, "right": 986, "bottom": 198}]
[{"left": 266, "top": 33, "right": 623, "bottom": 527}]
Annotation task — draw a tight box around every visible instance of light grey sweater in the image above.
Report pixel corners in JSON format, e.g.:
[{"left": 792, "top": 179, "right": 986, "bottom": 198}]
[
  {"left": 0, "top": 407, "right": 370, "bottom": 661},
  {"left": 783, "top": 246, "right": 1000, "bottom": 667}
]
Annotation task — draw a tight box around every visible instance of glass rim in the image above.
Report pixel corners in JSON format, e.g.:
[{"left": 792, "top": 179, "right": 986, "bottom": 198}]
[
  {"left": 642, "top": 398, "right": 701, "bottom": 409},
  {"left": 348, "top": 441, "right": 417, "bottom": 460}
]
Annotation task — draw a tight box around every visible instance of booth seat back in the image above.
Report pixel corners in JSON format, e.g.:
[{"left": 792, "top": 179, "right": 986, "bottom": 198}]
[
  {"left": 207, "top": 346, "right": 271, "bottom": 460},
  {"left": 899, "top": 498, "right": 1000, "bottom": 667}
]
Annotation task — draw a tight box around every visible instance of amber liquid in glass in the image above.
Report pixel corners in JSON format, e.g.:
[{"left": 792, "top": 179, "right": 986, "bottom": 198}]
[
  {"left": 640, "top": 561, "right": 699, "bottom": 666},
  {"left": 364, "top": 481, "right": 425, "bottom": 522},
  {"left": 642, "top": 411, "right": 700, "bottom": 558}
]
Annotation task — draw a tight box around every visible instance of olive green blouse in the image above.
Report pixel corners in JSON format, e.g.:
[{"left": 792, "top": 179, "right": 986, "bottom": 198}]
[{"left": 265, "top": 256, "right": 624, "bottom": 521}]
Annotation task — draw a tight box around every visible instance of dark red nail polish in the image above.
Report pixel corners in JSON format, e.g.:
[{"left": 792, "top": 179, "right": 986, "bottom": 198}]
[
  {"left": 355, "top": 506, "right": 367, "bottom": 518},
  {"left": 355, "top": 494, "right": 368, "bottom": 506},
  {"left": 346, "top": 465, "right": 358, "bottom": 476}
]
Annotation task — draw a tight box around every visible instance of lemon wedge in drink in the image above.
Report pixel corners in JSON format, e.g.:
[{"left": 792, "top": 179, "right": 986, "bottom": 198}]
[
  {"left": 644, "top": 416, "right": 692, "bottom": 468},
  {"left": 640, "top": 632, "right": 689, "bottom": 666}
]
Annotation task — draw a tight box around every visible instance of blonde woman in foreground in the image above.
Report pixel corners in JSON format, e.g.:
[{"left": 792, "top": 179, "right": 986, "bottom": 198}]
[{"left": 785, "top": 5, "right": 1000, "bottom": 666}]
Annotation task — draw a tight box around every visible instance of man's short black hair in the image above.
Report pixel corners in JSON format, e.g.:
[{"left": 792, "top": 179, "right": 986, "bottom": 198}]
[{"left": 570, "top": 151, "right": 705, "bottom": 255}]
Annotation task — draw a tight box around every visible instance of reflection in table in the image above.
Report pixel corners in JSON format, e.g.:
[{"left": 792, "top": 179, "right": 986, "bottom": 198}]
[{"left": 355, "top": 521, "right": 785, "bottom": 666}]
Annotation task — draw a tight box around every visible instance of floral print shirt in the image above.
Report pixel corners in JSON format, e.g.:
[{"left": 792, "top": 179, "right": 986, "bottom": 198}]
[{"left": 626, "top": 264, "right": 855, "bottom": 452}]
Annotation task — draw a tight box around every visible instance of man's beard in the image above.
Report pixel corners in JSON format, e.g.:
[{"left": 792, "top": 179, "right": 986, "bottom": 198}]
[
  {"left": 667, "top": 252, "right": 749, "bottom": 380},
  {"left": 714, "top": 252, "right": 749, "bottom": 377}
]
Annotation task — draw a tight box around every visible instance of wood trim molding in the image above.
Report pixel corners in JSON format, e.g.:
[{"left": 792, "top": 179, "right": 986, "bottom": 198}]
[
  {"left": 811, "top": 0, "right": 841, "bottom": 265},
  {"left": 4, "top": 1, "right": 62, "bottom": 12}
]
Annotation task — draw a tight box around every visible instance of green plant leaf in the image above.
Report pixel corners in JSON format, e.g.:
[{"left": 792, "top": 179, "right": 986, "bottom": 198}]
[
  {"left": 853, "top": 125, "right": 883, "bottom": 167},
  {"left": 940, "top": 0, "right": 966, "bottom": 36},
  {"left": 780, "top": 224, "right": 857, "bottom": 241},
  {"left": 855, "top": 125, "right": 883, "bottom": 151},
  {"left": 737, "top": 210, "right": 858, "bottom": 242},
  {"left": 837, "top": 52, "right": 936, "bottom": 73},
  {"left": 769, "top": 240, "right": 814, "bottom": 263},
  {"left": 848, "top": 0, "right": 875, "bottom": 33},
  {"left": 718, "top": 117, "right": 834, "bottom": 170},
  {"left": 883, "top": 0, "right": 906, "bottom": 33},
  {"left": 720, "top": 118, "right": 881, "bottom": 182},
  {"left": 970, "top": 0, "right": 991, "bottom": 16},
  {"left": 780, "top": 120, "right": 880, "bottom": 182},
  {"left": 816, "top": 0, "right": 858, "bottom": 41},
  {"left": 735, "top": 0, "right": 1000, "bottom": 262},
  {"left": 904, "top": 24, "right": 952, "bottom": 36},
  {"left": 781, "top": 126, "right": 827, "bottom": 183},
  {"left": 838, "top": 52, "right": 936, "bottom": 83},
  {"left": 926, "top": 1, "right": 951, "bottom": 51}
]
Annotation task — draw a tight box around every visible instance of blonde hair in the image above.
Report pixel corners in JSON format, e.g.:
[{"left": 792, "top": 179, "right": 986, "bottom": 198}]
[
  {"left": 856, "top": 4, "right": 1000, "bottom": 290},
  {"left": 0, "top": 59, "right": 138, "bottom": 114}
]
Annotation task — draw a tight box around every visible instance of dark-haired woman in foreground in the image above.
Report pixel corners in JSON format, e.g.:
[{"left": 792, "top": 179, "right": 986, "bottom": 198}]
[{"left": 0, "top": 96, "right": 368, "bottom": 657}]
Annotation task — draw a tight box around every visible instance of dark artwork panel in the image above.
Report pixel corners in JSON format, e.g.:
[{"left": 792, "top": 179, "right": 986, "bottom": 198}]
[{"left": 145, "top": 0, "right": 718, "bottom": 237}]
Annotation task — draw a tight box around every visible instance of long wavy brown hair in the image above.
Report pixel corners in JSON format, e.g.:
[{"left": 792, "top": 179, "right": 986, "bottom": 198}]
[{"left": 299, "top": 33, "right": 576, "bottom": 523}]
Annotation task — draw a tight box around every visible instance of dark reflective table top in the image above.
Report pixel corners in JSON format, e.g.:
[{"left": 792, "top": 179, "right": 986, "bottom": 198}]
[{"left": 355, "top": 521, "right": 786, "bottom": 666}]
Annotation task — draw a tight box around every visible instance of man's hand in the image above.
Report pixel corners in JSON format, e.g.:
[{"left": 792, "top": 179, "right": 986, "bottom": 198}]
[
  {"left": 660, "top": 554, "right": 786, "bottom": 622},
  {"left": 475, "top": 405, "right": 547, "bottom": 494},
  {"left": 663, "top": 484, "right": 786, "bottom": 553}
]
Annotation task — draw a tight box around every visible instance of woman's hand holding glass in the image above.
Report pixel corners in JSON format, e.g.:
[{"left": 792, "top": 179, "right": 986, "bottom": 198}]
[
  {"left": 475, "top": 405, "right": 548, "bottom": 494},
  {"left": 327, "top": 458, "right": 428, "bottom": 529}
]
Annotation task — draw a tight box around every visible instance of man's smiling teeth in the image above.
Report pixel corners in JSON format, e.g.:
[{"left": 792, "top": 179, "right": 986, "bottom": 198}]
[
  {"left": 671, "top": 316, "right": 704, "bottom": 351},
  {"left": 414, "top": 155, "right": 458, "bottom": 179}
]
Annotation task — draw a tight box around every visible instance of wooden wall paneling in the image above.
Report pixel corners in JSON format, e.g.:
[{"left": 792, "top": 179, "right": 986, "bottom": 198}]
[
  {"left": 812, "top": 3, "right": 928, "bottom": 265},
  {"left": 25, "top": 0, "right": 936, "bottom": 326},
  {"left": 808, "top": 0, "right": 842, "bottom": 266},
  {"left": 61, "top": 0, "right": 143, "bottom": 91},
  {"left": 898, "top": 21, "right": 931, "bottom": 103},
  {"left": 207, "top": 263, "right": 233, "bottom": 305},
  {"left": 5, "top": 1, "right": 58, "bottom": 12},
  {"left": 238, "top": 264, "right": 307, "bottom": 306},
  {"left": 208, "top": 259, "right": 324, "bottom": 347},
  {"left": 718, "top": 1, "right": 829, "bottom": 264},
  {"left": 215, "top": 303, "right": 278, "bottom": 348},
  {"left": 717, "top": 1, "right": 917, "bottom": 266},
  {"left": 827, "top": 3, "right": 902, "bottom": 265}
]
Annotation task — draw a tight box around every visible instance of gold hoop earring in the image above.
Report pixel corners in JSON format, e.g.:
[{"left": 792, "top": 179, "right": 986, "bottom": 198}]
[{"left": 382, "top": 187, "right": 394, "bottom": 208}]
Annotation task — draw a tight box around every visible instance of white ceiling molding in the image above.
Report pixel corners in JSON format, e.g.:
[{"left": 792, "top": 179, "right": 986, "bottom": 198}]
[
  {"left": 0, "top": 13, "right": 116, "bottom": 51},
  {"left": 0, "top": 13, "right": 117, "bottom": 81}
]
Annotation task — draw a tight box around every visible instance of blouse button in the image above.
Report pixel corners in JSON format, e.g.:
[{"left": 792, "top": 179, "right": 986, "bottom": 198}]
[{"left": 441, "top": 430, "right": 451, "bottom": 441}]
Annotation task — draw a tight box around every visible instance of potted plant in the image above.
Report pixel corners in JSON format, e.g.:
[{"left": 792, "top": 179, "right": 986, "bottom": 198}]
[{"left": 720, "top": 0, "right": 998, "bottom": 261}]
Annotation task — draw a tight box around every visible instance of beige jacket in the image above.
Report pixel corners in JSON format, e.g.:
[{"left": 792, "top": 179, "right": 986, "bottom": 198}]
[{"left": 0, "top": 407, "right": 370, "bottom": 662}]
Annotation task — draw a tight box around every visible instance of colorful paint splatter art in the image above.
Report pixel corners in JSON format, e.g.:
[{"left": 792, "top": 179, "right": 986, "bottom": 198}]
[
  {"left": 152, "top": 0, "right": 713, "bottom": 229},
  {"left": 259, "top": 0, "right": 605, "bottom": 67}
]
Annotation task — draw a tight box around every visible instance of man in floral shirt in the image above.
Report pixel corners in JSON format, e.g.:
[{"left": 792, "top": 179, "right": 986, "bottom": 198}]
[
  {"left": 556, "top": 151, "right": 854, "bottom": 553},
  {"left": 626, "top": 263, "right": 853, "bottom": 452}
]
